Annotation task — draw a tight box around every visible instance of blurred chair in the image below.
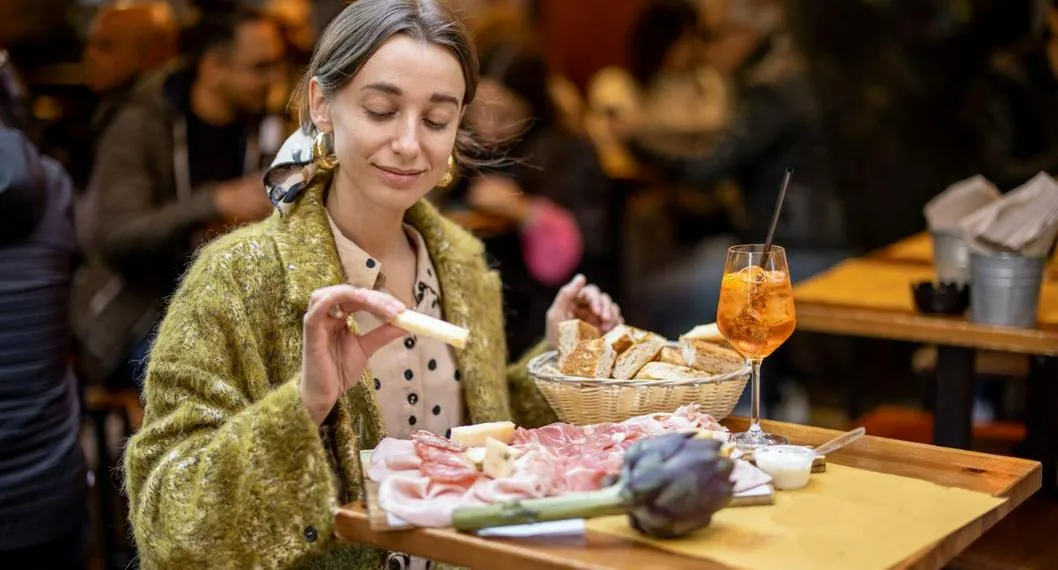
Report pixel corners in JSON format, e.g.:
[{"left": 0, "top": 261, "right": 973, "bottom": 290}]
[{"left": 83, "top": 386, "right": 142, "bottom": 570}]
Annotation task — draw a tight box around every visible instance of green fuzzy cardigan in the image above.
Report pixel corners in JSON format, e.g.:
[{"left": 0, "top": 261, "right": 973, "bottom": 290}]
[{"left": 123, "top": 179, "right": 558, "bottom": 569}]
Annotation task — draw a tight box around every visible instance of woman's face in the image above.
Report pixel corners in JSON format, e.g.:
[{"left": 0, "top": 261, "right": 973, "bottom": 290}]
[
  {"left": 310, "top": 35, "right": 466, "bottom": 212},
  {"left": 467, "top": 78, "right": 529, "bottom": 146}
]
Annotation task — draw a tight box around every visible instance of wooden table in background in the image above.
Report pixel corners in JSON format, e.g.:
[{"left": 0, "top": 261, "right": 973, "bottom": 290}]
[
  {"left": 793, "top": 233, "right": 1058, "bottom": 492},
  {"left": 335, "top": 418, "right": 1040, "bottom": 570}
]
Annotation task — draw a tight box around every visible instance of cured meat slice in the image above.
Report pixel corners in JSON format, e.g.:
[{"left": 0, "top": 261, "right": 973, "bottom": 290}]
[
  {"left": 510, "top": 423, "right": 585, "bottom": 448},
  {"left": 411, "top": 430, "right": 464, "bottom": 452},
  {"left": 377, "top": 472, "right": 481, "bottom": 527},
  {"left": 411, "top": 430, "right": 480, "bottom": 484},
  {"left": 415, "top": 442, "right": 479, "bottom": 484},
  {"left": 366, "top": 438, "right": 420, "bottom": 482}
]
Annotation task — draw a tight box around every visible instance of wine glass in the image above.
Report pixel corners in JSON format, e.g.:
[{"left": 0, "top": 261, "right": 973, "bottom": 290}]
[{"left": 716, "top": 244, "right": 797, "bottom": 450}]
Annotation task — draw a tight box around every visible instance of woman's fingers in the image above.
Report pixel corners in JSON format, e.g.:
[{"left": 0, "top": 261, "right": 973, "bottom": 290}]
[
  {"left": 359, "top": 323, "right": 408, "bottom": 357},
  {"left": 577, "top": 284, "right": 604, "bottom": 315},
  {"left": 306, "top": 285, "right": 406, "bottom": 330},
  {"left": 551, "top": 274, "right": 587, "bottom": 315}
]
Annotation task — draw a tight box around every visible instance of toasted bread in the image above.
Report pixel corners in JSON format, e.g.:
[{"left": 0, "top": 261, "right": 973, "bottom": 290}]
[
  {"left": 657, "top": 346, "right": 685, "bottom": 366},
  {"left": 558, "top": 338, "right": 616, "bottom": 378},
  {"left": 629, "top": 326, "right": 668, "bottom": 345},
  {"left": 634, "top": 361, "right": 714, "bottom": 382},
  {"left": 683, "top": 323, "right": 725, "bottom": 343},
  {"left": 601, "top": 325, "right": 635, "bottom": 355},
  {"left": 558, "top": 319, "right": 600, "bottom": 356},
  {"left": 680, "top": 337, "right": 744, "bottom": 373},
  {"left": 612, "top": 337, "right": 665, "bottom": 379}
]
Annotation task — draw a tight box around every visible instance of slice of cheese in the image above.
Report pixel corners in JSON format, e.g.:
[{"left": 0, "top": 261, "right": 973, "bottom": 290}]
[
  {"left": 483, "top": 437, "right": 516, "bottom": 479},
  {"left": 465, "top": 447, "right": 486, "bottom": 467},
  {"left": 449, "top": 421, "right": 516, "bottom": 447}
]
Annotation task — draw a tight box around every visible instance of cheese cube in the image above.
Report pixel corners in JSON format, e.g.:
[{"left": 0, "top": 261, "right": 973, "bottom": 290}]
[
  {"left": 465, "top": 447, "right": 486, "bottom": 467},
  {"left": 483, "top": 437, "right": 516, "bottom": 479},
  {"left": 449, "top": 421, "right": 516, "bottom": 447}
]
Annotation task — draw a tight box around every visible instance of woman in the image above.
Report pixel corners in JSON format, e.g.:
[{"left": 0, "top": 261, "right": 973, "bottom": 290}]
[
  {"left": 438, "top": 40, "right": 615, "bottom": 359},
  {"left": 122, "top": 1, "right": 621, "bottom": 568}
]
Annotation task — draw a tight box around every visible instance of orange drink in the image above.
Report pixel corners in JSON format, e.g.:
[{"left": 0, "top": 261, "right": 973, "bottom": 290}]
[
  {"left": 716, "top": 244, "right": 796, "bottom": 449},
  {"left": 716, "top": 266, "right": 796, "bottom": 359}
]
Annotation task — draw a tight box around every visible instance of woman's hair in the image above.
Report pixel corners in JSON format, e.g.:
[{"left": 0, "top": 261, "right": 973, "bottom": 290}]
[
  {"left": 292, "top": 0, "right": 480, "bottom": 164},
  {"left": 479, "top": 41, "right": 556, "bottom": 132}
]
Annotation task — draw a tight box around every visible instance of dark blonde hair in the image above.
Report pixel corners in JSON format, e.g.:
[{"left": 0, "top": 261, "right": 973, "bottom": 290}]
[{"left": 292, "top": 0, "right": 480, "bottom": 165}]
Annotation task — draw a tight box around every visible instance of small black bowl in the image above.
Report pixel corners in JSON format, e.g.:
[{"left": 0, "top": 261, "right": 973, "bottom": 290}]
[{"left": 911, "top": 281, "right": 970, "bottom": 315}]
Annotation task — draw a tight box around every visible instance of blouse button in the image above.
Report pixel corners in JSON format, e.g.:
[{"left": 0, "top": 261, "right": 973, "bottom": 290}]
[
  {"left": 404, "top": 337, "right": 416, "bottom": 349},
  {"left": 408, "top": 393, "right": 418, "bottom": 405}
]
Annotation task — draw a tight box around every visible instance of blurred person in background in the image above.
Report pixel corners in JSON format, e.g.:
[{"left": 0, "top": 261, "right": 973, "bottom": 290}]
[
  {"left": 0, "top": 124, "right": 88, "bottom": 568},
  {"left": 0, "top": 49, "right": 29, "bottom": 131},
  {"left": 587, "top": 0, "right": 732, "bottom": 159},
  {"left": 437, "top": 40, "right": 615, "bottom": 359},
  {"left": 83, "top": 2, "right": 179, "bottom": 149},
  {"left": 628, "top": 0, "right": 852, "bottom": 316},
  {"left": 263, "top": 0, "right": 317, "bottom": 125},
  {"left": 585, "top": 0, "right": 740, "bottom": 337},
  {"left": 626, "top": 0, "right": 855, "bottom": 421},
  {"left": 73, "top": 7, "right": 283, "bottom": 389},
  {"left": 76, "top": 2, "right": 180, "bottom": 241},
  {"left": 964, "top": 0, "right": 1058, "bottom": 192}
]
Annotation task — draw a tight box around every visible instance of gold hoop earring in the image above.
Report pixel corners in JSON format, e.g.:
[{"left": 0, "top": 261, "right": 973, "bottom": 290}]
[
  {"left": 438, "top": 155, "right": 456, "bottom": 187},
  {"left": 312, "top": 131, "right": 339, "bottom": 170}
]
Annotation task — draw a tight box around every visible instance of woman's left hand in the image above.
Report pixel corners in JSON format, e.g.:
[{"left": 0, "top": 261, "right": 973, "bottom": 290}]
[{"left": 545, "top": 274, "right": 623, "bottom": 349}]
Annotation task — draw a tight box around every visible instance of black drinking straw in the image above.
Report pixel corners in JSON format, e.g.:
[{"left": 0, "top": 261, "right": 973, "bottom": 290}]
[{"left": 761, "top": 168, "right": 794, "bottom": 265}]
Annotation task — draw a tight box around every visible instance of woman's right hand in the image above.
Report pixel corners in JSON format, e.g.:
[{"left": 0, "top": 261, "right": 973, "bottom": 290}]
[{"left": 300, "top": 285, "right": 407, "bottom": 426}]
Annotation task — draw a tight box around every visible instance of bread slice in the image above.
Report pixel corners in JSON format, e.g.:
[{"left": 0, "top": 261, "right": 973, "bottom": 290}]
[
  {"left": 657, "top": 346, "right": 685, "bottom": 366},
  {"left": 558, "top": 338, "right": 616, "bottom": 378},
  {"left": 601, "top": 325, "right": 635, "bottom": 355},
  {"left": 680, "top": 337, "right": 744, "bottom": 374},
  {"left": 627, "top": 325, "right": 668, "bottom": 345},
  {"left": 612, "top": 337, "right": 665, "bottom": 379},
  {"left": 558, "top": 319, "right": 600, "bottom": 356},
  {"left": 683, "top": 322, "right": 724, "bottom": 342},
  {"left": 634, "top": 361, "right": 714, "bottom": 382}
]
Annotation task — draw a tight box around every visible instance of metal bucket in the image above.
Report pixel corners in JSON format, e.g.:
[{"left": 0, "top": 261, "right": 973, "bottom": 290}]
[
  {"left": 969, "top": 252, "right": 1045, "bottom": 328},
  {"left": 931, "top": 230, "right": 971, "bottom": 284}
]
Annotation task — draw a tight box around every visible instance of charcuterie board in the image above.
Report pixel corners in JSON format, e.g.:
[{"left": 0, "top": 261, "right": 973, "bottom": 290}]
[{"left": 358, "top": 450, "right": 776, "bottom": 533}]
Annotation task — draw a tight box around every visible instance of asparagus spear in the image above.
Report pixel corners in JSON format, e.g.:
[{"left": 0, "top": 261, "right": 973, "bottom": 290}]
[{"left": 451, "top": 433, "right": 735, "bottom": 539}]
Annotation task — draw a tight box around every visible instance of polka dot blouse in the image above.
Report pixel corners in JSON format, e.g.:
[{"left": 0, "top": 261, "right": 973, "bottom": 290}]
[{"left": 327, "top": 213, "right": 462, "bottom": 440}]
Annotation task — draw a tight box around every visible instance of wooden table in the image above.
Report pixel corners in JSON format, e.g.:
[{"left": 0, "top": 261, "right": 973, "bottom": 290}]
[
  {"left": 793, "top": 233, "right": 1058, "bottom": 491},
  {"left": 335, "top": 418, "right": 1040, "bottom": 570}
]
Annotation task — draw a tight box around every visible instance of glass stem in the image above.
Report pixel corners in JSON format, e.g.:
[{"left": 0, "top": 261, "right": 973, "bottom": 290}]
[{"left": 748, "top": 358, "right": 764, "bottom": 436}]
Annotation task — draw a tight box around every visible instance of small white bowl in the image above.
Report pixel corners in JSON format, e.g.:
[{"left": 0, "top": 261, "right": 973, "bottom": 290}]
[{"left": 754, "top": 445, "right": 815, "bottom": 490}]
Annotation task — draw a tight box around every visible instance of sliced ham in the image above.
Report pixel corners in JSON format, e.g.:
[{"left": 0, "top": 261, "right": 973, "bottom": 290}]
[
  {"left": 366, "top": 438, "right": 420, "bottom": 482},
  {"left": 377, "top": 472, "right": 480, "bottom": 527},
  {"left": 412, "top": 430, "right": 480, "bottom": 484}
]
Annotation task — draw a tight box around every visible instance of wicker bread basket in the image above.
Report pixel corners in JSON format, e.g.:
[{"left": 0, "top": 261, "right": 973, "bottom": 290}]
[{"left": 526, "top": 350, "right": 751, "bottom": 425}]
